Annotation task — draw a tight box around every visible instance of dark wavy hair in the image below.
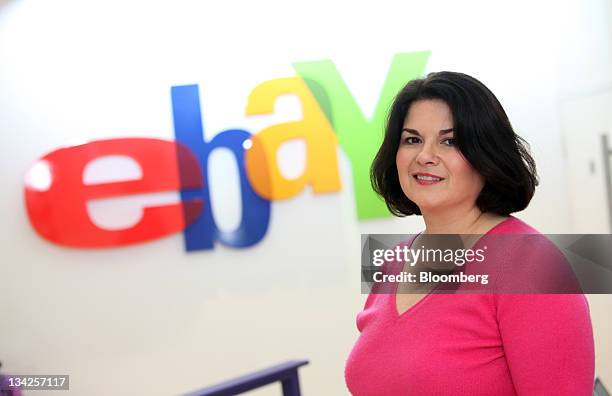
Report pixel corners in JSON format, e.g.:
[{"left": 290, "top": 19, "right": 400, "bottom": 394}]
[{"left": 371, "top": 71, "right": 538, "bottom": 217}]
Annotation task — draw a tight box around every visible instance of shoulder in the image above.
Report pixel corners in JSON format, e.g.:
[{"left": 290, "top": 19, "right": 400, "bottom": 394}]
[
  {"left": 485, "top": 215, "right": 554, "bottom": 254},
  {"left": 479, "top": 216, "right": 582, "bottom": 293},
  {"left": 481, "top": 215, "right": 552, "bottom": 266},
  {"left": 487, "top": 215, "right": 540, "bottom": 235}
]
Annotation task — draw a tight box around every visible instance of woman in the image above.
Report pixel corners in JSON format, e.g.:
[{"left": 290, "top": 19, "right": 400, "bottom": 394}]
[{"left": 344, "top": 72, "right": 595, "bottom": 395}]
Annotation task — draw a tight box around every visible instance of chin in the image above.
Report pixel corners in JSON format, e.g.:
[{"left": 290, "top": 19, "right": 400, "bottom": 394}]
[{"left": 410, "top": 199, "right": 445, "bottom": 213}]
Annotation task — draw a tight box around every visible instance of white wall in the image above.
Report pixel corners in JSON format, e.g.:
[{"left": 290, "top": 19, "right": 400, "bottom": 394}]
[
  {"left": 561, "top": 91, "right": 612, "bottom": 386},
  {"left": 0, "top": 0, "right": 610, "bottom": 394}
]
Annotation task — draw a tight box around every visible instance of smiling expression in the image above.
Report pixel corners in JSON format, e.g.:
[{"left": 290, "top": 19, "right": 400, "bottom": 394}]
[{"left": 396, "top": 99, "right": 485, "bottom": 213}]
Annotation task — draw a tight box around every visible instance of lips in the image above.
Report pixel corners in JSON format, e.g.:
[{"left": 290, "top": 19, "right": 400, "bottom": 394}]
[{"left": 413, "top": 172, "right": 445, "bottom": 185}]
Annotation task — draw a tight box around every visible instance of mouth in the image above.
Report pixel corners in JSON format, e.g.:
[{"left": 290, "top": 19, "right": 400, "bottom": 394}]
[{"left": 412, "top": 172, "right": 445, "bottom": 185}]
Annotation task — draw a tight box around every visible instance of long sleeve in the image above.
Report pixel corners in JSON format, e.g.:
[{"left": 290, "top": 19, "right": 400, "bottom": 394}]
[{"left": 495, "top": 294, "right": 595, "bottom": 395}]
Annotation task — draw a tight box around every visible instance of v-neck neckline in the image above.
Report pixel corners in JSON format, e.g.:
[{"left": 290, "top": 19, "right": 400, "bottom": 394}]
[
  {"left": 390, "top": 216, "right": 516, "bottom": 318},
  {"left": 390, "top": 232, "right": 433, "bottom": 319}
]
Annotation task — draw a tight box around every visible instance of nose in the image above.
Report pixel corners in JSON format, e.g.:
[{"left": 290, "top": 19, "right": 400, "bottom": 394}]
[{"left": 415, "top": 141, "right": 440, "bottom": 166}]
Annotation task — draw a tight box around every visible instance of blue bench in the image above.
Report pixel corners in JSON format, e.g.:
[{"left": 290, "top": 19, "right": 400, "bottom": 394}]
[{"left": 183, "top": 360, "right": 309, "bottom": 396}]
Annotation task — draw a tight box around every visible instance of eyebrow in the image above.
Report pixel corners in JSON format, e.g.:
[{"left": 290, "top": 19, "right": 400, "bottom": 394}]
[{"left": 401, "top": 128, "right": 454, "bottom": 136}]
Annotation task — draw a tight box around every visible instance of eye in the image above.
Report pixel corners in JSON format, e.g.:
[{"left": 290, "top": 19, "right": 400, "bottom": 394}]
[
  {"left": 441, "top": 138, "right": 456, "bottom": 146},
  {"left": 402, "top": 136, "right": 421, "bottom": 145}
]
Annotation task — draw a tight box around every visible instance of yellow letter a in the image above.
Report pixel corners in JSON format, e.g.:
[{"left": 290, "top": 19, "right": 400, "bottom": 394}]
[{"left": 245, "top": 77, "right": 341, "bottom": 200}]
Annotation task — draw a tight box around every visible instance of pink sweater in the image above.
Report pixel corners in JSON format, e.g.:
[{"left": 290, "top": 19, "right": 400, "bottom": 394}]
[{"left": 345, "top": 216, "right": 595, "bottom": 395}]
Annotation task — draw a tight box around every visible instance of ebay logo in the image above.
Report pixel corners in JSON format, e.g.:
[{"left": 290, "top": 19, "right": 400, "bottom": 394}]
[{"left": 24, "top": 52, "right": 430, "bottom": 251}]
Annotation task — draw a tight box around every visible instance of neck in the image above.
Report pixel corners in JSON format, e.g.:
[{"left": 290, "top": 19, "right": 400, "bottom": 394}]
[{"left": 421, "top": 204, "right": 485, "bottom": 234}]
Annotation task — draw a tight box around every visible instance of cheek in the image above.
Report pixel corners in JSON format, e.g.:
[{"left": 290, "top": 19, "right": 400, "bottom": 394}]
[
  {"left": 396, "top": 146, "right": 417, "bottom": 168},
  {"left": 448, "top": 156, "right": 484, "bottom": 191},
  {"left": 395, "top": 147, "right": 407, "bottom": 166}
]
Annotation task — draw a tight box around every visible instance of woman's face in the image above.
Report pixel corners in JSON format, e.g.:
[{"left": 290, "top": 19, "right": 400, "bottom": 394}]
[{"left": 396, "top": 99, "right": 485, "bottom": 213}]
